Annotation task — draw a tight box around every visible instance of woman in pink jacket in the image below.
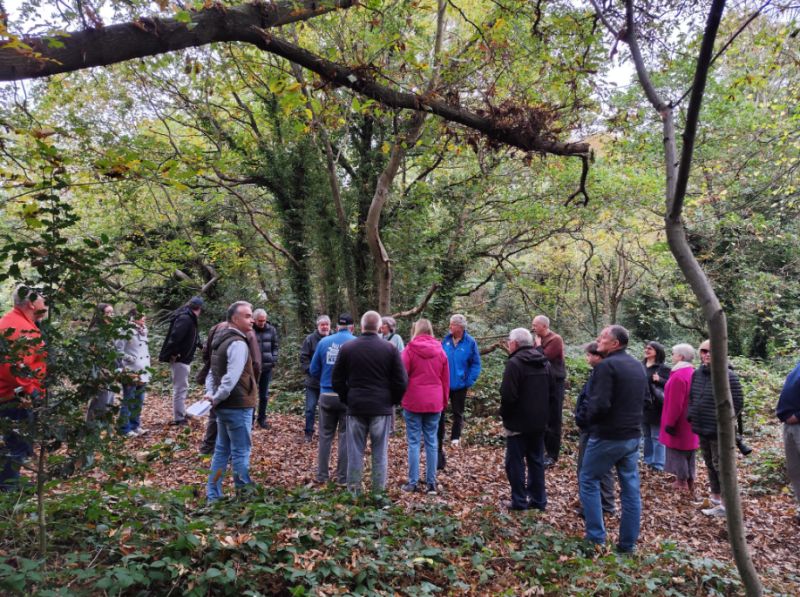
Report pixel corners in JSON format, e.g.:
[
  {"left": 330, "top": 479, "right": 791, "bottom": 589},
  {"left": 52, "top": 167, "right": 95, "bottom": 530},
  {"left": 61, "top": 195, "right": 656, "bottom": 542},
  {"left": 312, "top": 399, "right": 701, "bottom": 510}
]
[
  {"left": 401, "top": 319, "right": 449, "bottom": 495},
  {"left": 659, "top": 343, "right": 699, "bottom": 496}
]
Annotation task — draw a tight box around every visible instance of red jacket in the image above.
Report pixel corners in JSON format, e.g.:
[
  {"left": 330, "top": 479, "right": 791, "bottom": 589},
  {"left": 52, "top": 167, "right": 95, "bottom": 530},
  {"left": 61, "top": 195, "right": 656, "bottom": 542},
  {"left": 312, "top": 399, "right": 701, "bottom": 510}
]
[
  {"left": 0, "top": 307, "right": 46, "bottom": 401},
  {"left": 401, "top": 334, "right": 449, "bottom": 414},
  {"left": 659, "top": 364, "right": 698, "bottom": 451}
]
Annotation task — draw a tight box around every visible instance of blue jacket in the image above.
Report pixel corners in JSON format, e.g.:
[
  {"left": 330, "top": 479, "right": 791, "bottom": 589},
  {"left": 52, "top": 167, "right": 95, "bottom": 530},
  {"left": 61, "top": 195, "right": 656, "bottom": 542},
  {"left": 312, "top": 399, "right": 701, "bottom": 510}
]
[
  {"left": 442, "top": 331, "right": 481, "bottom": 391},
  {"left": 777, "top": 361, "right": 800, "bottom": 422},
  {"left": 309, "top": 329, "right": 356, "bottom": 394}
]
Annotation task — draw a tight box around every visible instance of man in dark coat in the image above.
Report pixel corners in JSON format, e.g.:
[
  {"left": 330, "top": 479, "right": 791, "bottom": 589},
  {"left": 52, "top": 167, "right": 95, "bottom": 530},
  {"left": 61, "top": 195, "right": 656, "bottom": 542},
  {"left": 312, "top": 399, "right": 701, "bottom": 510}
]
[
  {"left": 579, "top": 325, "right": 648, "bottom": 553},
  {"left": 158, "top": 296, "right": 203, "bottom": 425},
  {"left": 252, "top": 308, "right": 279, "bottom": 429},
  {"left": 500, "top": 328, "right": 558, "bottom": 511},
  {"left": 332, "top": 310, "right": 408, "bottom": 495},
  {"left": 688, "top": 339, "right": 744, "bottom": 517},
  {"left": 299, "top": 315, "right": 330, "bottom": 441}
]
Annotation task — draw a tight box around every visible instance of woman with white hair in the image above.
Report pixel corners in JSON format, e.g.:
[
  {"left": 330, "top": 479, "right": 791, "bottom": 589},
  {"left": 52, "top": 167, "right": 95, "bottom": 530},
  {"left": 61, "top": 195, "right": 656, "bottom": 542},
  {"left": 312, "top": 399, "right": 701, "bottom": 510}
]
[
  {"left": 381, "top": 316, "right": 405, "bottom": 352},
  {"left": 659, "top": 343, "right": 699, "bottom": 496}
]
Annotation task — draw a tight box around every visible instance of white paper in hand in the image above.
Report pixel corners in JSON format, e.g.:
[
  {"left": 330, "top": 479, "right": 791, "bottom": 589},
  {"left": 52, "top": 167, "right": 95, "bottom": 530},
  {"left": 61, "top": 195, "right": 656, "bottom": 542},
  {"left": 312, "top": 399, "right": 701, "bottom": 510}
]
[{"left": 186, "top": 400, "right": 212, "bottom": 417}]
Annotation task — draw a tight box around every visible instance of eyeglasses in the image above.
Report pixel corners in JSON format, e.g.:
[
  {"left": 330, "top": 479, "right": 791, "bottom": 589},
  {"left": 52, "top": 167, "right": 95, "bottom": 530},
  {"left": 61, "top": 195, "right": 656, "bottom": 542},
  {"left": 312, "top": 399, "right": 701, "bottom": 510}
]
[{"left": 699, "top": 348, "right": 710, "bottom": 354}]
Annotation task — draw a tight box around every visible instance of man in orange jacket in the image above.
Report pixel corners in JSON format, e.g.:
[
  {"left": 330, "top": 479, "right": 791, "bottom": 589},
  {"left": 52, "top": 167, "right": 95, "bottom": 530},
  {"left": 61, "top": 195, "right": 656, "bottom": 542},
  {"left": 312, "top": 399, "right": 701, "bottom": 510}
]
[{"left": 0, "top": 286, "right": 47, "bottom": 490}]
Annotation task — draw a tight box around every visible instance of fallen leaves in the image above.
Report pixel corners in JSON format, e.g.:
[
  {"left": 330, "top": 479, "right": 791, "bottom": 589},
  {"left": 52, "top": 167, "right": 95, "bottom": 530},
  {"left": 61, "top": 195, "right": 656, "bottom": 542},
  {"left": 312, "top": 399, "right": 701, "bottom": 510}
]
[{"left": 91, "top": 389, "right": 800, "bottom": 593}]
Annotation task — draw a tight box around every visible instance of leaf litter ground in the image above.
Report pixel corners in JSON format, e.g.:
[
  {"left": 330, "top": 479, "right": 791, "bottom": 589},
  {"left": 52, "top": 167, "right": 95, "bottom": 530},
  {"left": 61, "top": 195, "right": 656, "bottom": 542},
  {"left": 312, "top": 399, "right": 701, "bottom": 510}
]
[{"left": 81, "top": 388, "right": 800, "bottom": 593}]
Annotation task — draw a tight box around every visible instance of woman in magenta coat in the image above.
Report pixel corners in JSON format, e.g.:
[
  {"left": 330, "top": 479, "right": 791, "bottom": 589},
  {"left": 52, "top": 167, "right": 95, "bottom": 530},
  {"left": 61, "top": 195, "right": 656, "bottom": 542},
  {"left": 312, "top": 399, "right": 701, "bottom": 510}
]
[
  {"left": 401, "top": 319, "right": 449, "bottom": 495},
  {"left": 659, "top": 343, "right": 699, "bottom": 496}
]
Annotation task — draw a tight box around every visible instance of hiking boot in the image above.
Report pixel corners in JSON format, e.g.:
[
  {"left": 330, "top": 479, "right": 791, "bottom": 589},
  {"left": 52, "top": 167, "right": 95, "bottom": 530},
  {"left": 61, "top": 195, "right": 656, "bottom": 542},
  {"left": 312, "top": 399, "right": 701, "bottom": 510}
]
[
  {"left": 401, "top": 482, "right": 418, "bottom": 493},
  {"left": 426, "top": 483, "right": 438, "bottom": 495},
  {"left": 257, "top": 419, "right": 269, "bottom": 430}
]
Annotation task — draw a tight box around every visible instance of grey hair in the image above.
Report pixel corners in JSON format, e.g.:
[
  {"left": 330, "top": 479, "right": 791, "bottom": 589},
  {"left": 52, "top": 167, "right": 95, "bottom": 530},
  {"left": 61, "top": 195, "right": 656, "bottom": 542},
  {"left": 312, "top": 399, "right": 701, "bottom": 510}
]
[
  {"left": 381, "top": 316, "right": 397, "bottom": 332},
  {"left": 361, "top": 310, "right": 381, "bottom": 332},
  {"left": 509, "top": 328, "right": 533, "bottom": 347},
  {"left": 533, "top": 314, "right": 550, "bottom": 328},
  {"left": 449, "top": 313, "right": 467, "bottom": 329},
  {"left": 253, "top": 308, "right": 267, "bottom": 319},
  {"left": 316, "top": 314, "right": 331, "bottom": 325},
  {"left": 606, "top": 324, "right": 630, "bottom": 347},
  {"left": 226, "top": 301, "right": 252, "bottom": 322},
  {"left": 672, "top": 343, "right": 695, "bottom": 362},
  {"left": 13, "top": 285, "right": 41, "bottom": 307}
]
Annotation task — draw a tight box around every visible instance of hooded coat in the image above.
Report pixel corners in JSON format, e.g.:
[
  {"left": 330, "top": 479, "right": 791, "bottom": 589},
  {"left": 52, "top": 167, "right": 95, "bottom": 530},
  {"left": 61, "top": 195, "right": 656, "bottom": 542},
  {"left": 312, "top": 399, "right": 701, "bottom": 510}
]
[
  {"left": 500, "top": 346, "right": 558, "bottom": 434},
  {"left": 687, "top": 363, "right": 744, "bottom": 438},
  {"left": 401, "top": 334, "right": 449, "bottom": 414},
  {"left": 658, "top": 362, "right": 698, "bottom": 450}
]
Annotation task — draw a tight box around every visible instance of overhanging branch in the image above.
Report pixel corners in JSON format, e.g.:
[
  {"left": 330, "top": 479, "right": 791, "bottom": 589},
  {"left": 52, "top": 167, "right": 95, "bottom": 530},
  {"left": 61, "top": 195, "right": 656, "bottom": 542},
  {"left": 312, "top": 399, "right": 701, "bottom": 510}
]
[{"left": 0, "top": 0, "right": 355, "bottom": 80}]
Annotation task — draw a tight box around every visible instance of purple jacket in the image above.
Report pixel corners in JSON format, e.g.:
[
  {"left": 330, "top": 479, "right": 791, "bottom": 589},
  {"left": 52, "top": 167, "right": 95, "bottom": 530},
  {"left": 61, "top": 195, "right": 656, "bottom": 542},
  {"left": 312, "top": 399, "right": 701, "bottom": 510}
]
[
  {"left": 659, "top": 364, "right": 699, "bottom": 451},
  {"left": 401, "top": 334, "right": 449, "bottom": 414}
]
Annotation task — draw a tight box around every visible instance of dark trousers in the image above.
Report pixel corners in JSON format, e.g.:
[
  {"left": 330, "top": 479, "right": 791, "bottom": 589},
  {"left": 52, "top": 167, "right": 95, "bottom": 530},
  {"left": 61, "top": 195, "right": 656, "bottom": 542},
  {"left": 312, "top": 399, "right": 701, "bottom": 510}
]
[
  {"left": 257, "top": 368, "right": 273, "bottom": 422},
  {"left": 200, "top": 409, "right": 218, "bottom": 454},
  {"left": 0, "top": 405, "right": 33, "bottom": 491},
  {"left": 438, "top": 388, "right": 467, "bottom": 445},
  {"left": 505, "top": 432, "right": 546, "bottom": 510},
  {"left": 544, "top": 378, "right": 565, "bottom": 461}
]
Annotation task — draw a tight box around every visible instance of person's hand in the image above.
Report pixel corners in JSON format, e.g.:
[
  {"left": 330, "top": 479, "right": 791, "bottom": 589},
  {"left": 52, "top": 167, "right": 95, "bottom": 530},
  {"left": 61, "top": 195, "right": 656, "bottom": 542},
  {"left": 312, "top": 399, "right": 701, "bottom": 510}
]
[
  {"left": 787, "top": 414, "right": 799, "bottom": 425},
  {"left": 170, "top": 355, "right": 178, "bottom": 363},
  {"left": 652, "top": 373, "right": 660, "bottom": 383}
]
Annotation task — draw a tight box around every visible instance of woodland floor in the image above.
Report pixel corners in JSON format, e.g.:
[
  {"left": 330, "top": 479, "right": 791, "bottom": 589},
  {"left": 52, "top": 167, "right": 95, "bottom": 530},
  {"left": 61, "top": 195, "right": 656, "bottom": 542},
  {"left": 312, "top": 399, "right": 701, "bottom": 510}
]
[{"left": 88, "top": 388, "right": 800, "bottom": 594}]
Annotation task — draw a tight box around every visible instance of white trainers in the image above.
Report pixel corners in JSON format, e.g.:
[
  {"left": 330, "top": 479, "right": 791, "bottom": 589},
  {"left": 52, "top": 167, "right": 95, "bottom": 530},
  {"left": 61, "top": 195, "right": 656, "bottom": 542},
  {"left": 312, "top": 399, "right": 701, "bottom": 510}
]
[
  {"left": 134, "top": 428, "right": 149, "bottom": 436},
  {"left": 451, "top": 439, "right": 460, "bottom": 447},
  {"left": 701, "top": 504, "right": 726, "bottom": 517}
]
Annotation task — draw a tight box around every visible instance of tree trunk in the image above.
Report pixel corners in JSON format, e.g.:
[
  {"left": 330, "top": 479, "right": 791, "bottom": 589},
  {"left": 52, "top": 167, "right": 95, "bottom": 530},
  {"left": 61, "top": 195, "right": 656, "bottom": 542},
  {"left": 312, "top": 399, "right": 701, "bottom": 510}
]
[
  {"left": 365, "top": 112, "right": 427, "bottom": 314},
  {"left": 639, "top": 2, "right": 762, "bottom": 593}
]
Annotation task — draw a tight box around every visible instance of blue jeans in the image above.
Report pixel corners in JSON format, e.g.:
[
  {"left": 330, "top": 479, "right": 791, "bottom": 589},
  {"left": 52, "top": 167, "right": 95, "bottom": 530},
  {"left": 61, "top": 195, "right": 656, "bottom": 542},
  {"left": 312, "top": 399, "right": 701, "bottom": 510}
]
[
  {"left": 119, "top": 384, "right": 146, "bottom": 434},
  {"left": 642, "top": 422, "right": 665, "bottom": 470},
  {"left": 207, "top": 407, "right": 254, "bottom": 502},
  {"left": 0, "top": 405, "right": 33, "bottom": 491},
  {"left": 304, "top": 387, "right": 320, "bottom": 435},
  {"left": 257, "top": 369, "right": 273, "bottom": 422},
  {"left": 346, "top": 415, "right": 392, "bottom": 494},
  {"left": 505, "top": 432, "right": 546, "bottom": 510},
  {"left": 579, "top": 437, "right": 641, "bottom": 551},
  {"left": 404, "top": 410, "right": 440, "bottom": 487}
]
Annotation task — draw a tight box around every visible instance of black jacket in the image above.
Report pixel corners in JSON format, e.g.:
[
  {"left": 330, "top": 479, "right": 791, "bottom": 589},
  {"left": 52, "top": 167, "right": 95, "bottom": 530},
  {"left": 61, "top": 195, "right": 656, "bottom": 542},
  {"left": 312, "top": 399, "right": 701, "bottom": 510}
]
[
  {"left": 687, "top": 364, "right": 744, "bottom": 438},
  {"left": 585, "top": 348, "right": 648, "bottom": 440},
  {"left": 500, "top": 346, "right": 558, "bottom": 434},
  {"left": 643, "top": 362, "right": 671, "bottom": 426},
  {"left": 158, "top": 307, "right": 200, "bottom": 365},
  {"left": 253, "top": 323, "right": 279, "bottom": 371},
  {"left": 331, "top": 333, "right": 408, "bottom": 417},
  {"left": 300, "top": 331, "right": 325, "bottom": 389}
]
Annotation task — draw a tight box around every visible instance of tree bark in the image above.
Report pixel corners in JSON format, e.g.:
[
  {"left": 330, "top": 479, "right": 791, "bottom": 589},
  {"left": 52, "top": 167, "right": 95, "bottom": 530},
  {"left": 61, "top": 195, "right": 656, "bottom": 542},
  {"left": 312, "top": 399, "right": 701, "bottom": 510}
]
[
  {"left": 0, "top": 0, "right": 355, "bottom": 80},
  {"left": 621, "top": 0, "right": 763, "bottom": 593}
]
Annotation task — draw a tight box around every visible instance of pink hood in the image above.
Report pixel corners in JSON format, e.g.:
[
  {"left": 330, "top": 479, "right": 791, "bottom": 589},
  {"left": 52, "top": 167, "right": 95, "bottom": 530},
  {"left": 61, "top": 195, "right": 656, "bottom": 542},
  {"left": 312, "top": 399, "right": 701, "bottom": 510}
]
[{"left": 401, "top": 334, "right": 449, "bottom": 413}]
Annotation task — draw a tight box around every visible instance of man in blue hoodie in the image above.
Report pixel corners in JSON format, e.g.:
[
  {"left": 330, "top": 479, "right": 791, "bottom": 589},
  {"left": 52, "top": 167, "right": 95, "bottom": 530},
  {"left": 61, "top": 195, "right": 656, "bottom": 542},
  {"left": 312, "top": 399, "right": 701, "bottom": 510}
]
[
  {"left": 310, "top": 314, "right": 356, "bottom": 484},
  {"left": 438, "top": 314, "right": 481, "bottom": 469},
  {"left": 777, "top": 360, "right": 800, "bottom": 521}
]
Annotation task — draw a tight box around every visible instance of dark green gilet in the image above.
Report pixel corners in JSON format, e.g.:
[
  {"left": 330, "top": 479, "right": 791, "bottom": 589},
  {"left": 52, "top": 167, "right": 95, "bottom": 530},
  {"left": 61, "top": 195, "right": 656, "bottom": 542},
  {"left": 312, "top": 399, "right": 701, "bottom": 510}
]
[{"left": 210, "top": 327, "right": 257, "bottom": 409}]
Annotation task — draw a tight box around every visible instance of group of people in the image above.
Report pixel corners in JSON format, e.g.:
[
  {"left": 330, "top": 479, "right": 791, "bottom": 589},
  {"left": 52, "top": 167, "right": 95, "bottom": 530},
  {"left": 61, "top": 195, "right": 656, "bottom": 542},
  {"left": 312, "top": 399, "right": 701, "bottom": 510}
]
[
  {"left": 4, "top": 286, "right": 800, "bottom": 554},
  {"left": 571, "top": 328, "right": 748, "bottom": 553}
]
